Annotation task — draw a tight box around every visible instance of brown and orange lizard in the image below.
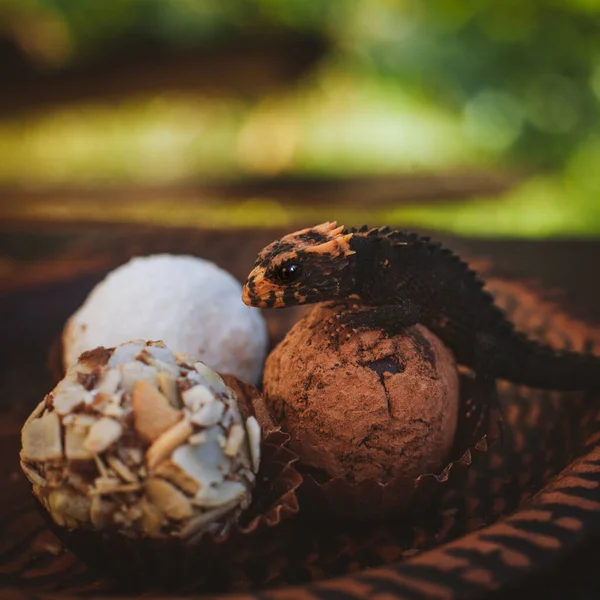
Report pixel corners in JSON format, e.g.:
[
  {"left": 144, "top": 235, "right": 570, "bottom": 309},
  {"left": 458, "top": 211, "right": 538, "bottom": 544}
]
[{"left": 242, "top": 221, "right": 600, "bottom": 391}]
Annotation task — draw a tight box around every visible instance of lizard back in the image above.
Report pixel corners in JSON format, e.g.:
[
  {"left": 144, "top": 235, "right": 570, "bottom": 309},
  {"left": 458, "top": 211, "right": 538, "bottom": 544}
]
[{"left": 347, "top": 226, "right": 600, "bottom": 390}]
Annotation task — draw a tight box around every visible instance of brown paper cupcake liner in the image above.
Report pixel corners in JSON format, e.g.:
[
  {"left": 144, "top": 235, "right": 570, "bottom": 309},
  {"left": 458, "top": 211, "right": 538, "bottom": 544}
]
[
  {"left": 296, "top": 370, "right": 503, "bottom": 521},
  {"left": 34, "top": 370, "right": 302, "bottom": 592}
]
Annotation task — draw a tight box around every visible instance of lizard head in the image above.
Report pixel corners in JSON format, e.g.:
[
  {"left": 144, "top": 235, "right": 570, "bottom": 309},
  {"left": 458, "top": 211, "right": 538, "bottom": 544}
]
[{"left": 242, "top": 221, "right": 356, "bottom": 308}]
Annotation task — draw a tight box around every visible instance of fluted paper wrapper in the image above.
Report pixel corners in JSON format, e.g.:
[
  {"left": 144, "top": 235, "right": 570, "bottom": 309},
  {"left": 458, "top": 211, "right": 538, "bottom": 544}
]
[{"left": 297, "top": 371, "right": 502, "bottom": 521}]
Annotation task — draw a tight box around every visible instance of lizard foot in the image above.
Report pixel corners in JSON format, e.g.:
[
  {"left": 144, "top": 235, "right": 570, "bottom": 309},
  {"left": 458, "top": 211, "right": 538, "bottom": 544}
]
[
  {"left": 324, "top": 313, "right": 363, "bottom": 345},
  {"left": 333, "top": 303, "right": 421, "bottom": 338}
]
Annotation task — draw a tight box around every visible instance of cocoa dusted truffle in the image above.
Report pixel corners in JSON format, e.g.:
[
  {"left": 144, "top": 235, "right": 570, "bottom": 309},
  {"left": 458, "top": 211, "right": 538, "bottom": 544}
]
[
  {"left": 20, "top": 340, "right": 261, "bottom": 540},
  {"left": 263, "top": 303, "right": 460, "bottom": 482}
]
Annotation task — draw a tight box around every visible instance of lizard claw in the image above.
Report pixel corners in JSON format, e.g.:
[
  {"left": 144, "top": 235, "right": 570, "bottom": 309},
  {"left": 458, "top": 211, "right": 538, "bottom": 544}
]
[{"left": 325, "top": 312, "right": 364, "bottom": 345}]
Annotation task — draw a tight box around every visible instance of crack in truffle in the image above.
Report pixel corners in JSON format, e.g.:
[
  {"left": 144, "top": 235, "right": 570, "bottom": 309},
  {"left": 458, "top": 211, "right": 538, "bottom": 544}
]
[{"left": 363, "top": 356, "right": 405, "bottom": 416}]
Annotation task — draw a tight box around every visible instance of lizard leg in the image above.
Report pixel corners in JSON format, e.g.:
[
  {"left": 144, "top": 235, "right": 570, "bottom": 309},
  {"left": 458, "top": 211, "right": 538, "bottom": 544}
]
[
  {"left": 335, "top": 300, "right": 421, "bottom": 336},
  {"left": 474, "top": 374, "right": 504, "bottom": 443},
  {"left": 455, "top": 372, "right": 503, "bottom": 450}
]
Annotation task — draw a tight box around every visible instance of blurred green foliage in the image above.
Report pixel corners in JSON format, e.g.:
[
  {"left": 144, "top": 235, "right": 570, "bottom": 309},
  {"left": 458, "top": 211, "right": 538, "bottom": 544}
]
[{"left": 1, "top": 0, "right": 600, "bottom": 236}]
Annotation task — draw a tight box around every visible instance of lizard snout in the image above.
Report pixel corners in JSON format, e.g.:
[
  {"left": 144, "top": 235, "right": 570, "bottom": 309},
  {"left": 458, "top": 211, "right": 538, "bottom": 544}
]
[
  {"left": 241, "top": 284, "right": 254, "bottom": 306},
  {"left": 242, "top": 269, "right": 269, "bottom": 307}
]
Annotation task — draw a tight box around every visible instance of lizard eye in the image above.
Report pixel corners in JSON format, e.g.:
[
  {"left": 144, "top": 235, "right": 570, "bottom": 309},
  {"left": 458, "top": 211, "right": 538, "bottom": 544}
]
[{"left": 275, "top": 263, "right": 301, "bottom": 283}]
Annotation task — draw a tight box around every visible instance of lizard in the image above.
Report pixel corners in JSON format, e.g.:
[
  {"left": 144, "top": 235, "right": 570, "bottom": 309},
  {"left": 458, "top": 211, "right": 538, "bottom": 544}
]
[{"left": 242, "top": 221, "right": 600, "bottom": 391}]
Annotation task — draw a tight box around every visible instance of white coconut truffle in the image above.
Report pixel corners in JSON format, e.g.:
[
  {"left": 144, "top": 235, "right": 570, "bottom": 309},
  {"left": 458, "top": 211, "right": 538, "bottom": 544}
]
[
  {"left": 62, "top": 255, "right": 268, "bottom": 385},
  {"left": 20, "top": 341, "right": 260, "bottom": 540}
]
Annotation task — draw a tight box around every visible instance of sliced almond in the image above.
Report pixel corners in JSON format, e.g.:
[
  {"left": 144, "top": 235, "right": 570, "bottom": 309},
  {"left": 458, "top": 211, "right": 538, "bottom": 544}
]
[
  {"left": 138, "top": 349, "right": 175, "bottom": 372},
  {"left": 108, "top": 341, "right": 146, "bottom": 367},
  {"left": 220, "top": 407, "right": 234, "bottom": 430},
  {"left": 224, "top": 424, "right": 245, "bottom": 457},
  {"left": 180, "top": 500, "right": 239, "bottom": 539},
  {"left": 132, "top": 380, "right": 181, "bottom": 443},
  {"left": 171, "top": 439, "right": 227, "bottom": 489},
  {"left": 145, "top": 343, "right": 177, "bottom": 365},
  {"left": 106, "top": 455, "right": 138, "bottom": 483},
  {"left": 21, "top": 411, "right": 62, "bottom": 462},
  {"left": 146, "top": 418, "right": 193, "bottom": 469},
  {"left": 114, "top": 504, "right": 143, "bottom": 526},
  {"left": 103, "top": 402, "right": 125, "bottom": 418},
  {"left": 84, "top": 418, "right": 123, "bottom": 454},
  {"left": 96, "top": 367, "right": 121, "bottom": 395},
  {"left": 71, "top": 414, "right": 97, "bottom": 429},
  {"left": 65, "top": 425, "right": 94, "bottom": 460},
  {"left": 120, "top": 361, "right": 159, "bottom": 394},
  {"left": 124, "top": 447, "right": 143, "bottom": 465},
  {"left": 20, "top": 461, "right": 47, "bottom": 488},
  {"left": 153, "top": 460, "right": 200, "bottom": 496},
  {"left": 67, "top": 472, "right": 91, "bottom": 494},
  {"left": 47, "top": 493, "right": 67, "bottom": 526},
  {"left": 126, "top": 504, "right": 143, "bottom": 522},
  {"left": 23, "top": 399, "right": 47, "bottom": 428},
  {"left": 90, "top": 495, "right": 116, "bottom": 528},
  {"left": 188, "top": 432, "right": 207, "bottom": 445},
  {"left": 139, "top": 497, "right": 165, "bottom": 536},
  {"left": 155, "top": 360, "right": 179, "bottom": 377},
  {"left": 93, "top": 476, "right": 122, "bottom": 493},
  {"left": 94, "top": 454, "right": 110, "bottom": 478},
  {"left": 181, "top": 385, "right": 214, "bottom": 412},
  {"left": 174, "top": 351, "right": 195, "bottom": 369},
  {"left": 69, "top": 493, "right": 92, "bottom": 524},
  {"left": 48, "top": 489, "right": 90, "bottom": 527},
  {"left": 54, "top": 387, "right": 90, "bottom": 414},
  {"left": 113, "top": 483, "right": 143, "bottom": 494},
  {"left": 194, "top": 480, "right": 247, "bottom": 508},
  {"left": 92, "top": 476, "right": 142, "bottom": 495},
  {"left": 145, "top": 478, "right": 193, "bottom": 520},
  {"left": 190, "top": 401, "right": 225, "bottom": 427},
  {"left": 246, "top": 416, "right": 261, "bottom": 473},
  {"left": 157, "top": 372, "right": 179, "bottom": 408},
  {"left": 194, "top": 362, "right": 226, "bottom": 393},
  {"left": 136, "top": 346, "right": 171, "bottom": 367}
]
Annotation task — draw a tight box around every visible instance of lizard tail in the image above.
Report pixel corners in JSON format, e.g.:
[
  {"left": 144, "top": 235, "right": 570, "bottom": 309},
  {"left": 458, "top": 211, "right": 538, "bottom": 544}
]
[{"left": 492, "top": 333, "right": 600, "bottom": 391}]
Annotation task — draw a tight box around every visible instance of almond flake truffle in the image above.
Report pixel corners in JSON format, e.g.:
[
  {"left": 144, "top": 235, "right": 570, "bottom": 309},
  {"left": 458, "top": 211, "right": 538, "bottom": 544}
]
[
  {"left": 62, "top": 255, "right": 268, "bottom": 385},
  {"left": 263, "top": 303, "right": 460, "bottom": 482},
  {"left": 21, "top": 341, "right": 260, "bottom": 540}
]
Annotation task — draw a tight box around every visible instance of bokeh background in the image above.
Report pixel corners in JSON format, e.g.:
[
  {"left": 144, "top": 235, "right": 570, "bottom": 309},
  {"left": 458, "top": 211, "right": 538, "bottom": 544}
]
[{"left": 2, "top": 0, "right": 600, "bottom": 237}]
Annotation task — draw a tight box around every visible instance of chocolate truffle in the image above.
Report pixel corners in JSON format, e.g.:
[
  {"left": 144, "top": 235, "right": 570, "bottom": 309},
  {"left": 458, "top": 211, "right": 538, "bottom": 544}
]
[
  {"left": 20, "top": 340, "right": 261, "bottom": 540},
  {"left": 62, "top": 255, "right": 268, "bottom": 385},
  {"left": 263, "top": 303, "right": 460, "bottom": 482}
]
